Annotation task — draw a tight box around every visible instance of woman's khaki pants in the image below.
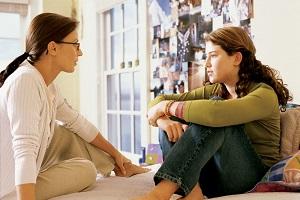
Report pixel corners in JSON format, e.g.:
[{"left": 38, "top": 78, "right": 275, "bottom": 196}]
[{"left": 35, "top": 125, "right": 115, "bottom": 200}]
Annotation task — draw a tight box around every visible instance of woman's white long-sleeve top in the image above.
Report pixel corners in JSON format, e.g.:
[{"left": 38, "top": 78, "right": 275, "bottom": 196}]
[{"left": 0, "top": 61, "right": 99, "bottom": 197}]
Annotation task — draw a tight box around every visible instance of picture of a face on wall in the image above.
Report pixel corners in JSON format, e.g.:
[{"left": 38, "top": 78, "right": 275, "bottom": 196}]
[{"left": 159, "top": 38, "right": 170, "bottom": 58}]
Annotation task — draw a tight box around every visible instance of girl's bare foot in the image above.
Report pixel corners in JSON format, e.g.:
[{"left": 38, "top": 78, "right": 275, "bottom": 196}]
[
  {"left": 132, "top": 180, "right": 179, "bottom": 200},
  {"left": 179, "top": 183, "right": 204, "bottom": 200},
  {"left": 114, "top": 162, "right": 151, "bottom": 177}
]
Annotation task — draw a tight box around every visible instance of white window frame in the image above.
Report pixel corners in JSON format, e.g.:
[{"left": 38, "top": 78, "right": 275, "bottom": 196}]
[{"left": 96, "top": 0, "right": 150, "bottom": 163}]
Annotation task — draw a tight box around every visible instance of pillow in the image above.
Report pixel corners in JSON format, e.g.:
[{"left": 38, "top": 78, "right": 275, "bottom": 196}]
[
  {"left": 249, "top": 150, "right": 300, "bottom": 192},
  {"left": 280, "top": 107, "right": 300, "bottom": 158}
]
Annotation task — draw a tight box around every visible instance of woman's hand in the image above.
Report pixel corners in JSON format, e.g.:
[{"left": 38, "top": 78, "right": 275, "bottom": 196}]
[
  {"left": 113, "top": 152, "right": 131, "bottom": 175},
  {"left": 147, "top": 101, "right": 168, "bottom": 126},
  {"left": 157, "top": 116, "right": 188, "bottom": 142}
]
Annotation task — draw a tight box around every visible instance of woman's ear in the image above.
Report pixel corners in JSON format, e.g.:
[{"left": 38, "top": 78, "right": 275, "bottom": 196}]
[
  {"left": 47, "top": 41, "right": 57, "bottom": 55},
  {"left": 234, "top": 52, "right": 243, "bottom": 66}
]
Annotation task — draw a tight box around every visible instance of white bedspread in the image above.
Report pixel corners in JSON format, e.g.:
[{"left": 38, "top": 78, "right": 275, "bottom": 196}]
[{"left": 2, "top": 164, "right": 300, "bottom": 200}]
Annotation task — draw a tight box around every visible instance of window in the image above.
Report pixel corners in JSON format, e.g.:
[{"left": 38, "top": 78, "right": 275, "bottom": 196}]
[
  {"left": 0, "top": 12, "right": 22, "bottom": 70},
  {"left": 99, "top": 0, "right": 149, "bottom": 157}
]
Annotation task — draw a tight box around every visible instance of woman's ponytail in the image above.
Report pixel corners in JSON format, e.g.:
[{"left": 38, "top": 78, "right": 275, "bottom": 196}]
[{"left": 0, "top": 52, "right": 29, "bottom": 88}]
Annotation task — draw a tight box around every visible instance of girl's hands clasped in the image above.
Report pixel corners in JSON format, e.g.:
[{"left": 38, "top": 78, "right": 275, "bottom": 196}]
[
  {"left": 147, "top": 101, "right": 168, "bottom": 126},
  {"left": 157, "top": 116, "right": 188, "bottom": 142}
]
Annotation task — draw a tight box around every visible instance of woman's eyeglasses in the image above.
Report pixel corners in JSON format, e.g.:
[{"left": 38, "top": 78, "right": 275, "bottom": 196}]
[{"left": 56, "top": 41, "right": 80, "bottom": 51}]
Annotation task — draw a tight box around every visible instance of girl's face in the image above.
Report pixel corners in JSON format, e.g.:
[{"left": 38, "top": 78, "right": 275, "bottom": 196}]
[
  {"left": 55, "top": 30, "right": 82, "bottom": 73},
  {"left": 204, "top": 41, "right": 240, "bottom": 85}
]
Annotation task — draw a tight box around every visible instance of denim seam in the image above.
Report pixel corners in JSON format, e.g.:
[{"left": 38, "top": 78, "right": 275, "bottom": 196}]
[
  {"left": 155, "top": 171, "right": 190, "bottom": 195},
  {"left": 176, "top": 128, "right": 213, "bottom": 195}
]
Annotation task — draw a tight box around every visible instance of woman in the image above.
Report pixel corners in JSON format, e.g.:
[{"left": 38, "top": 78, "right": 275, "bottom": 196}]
[
  {"left": 0, "top": 13, "right": 148, "bottom": 200},
  {"left": 135, "top": 26, "right": 292, "bottom": 200}
]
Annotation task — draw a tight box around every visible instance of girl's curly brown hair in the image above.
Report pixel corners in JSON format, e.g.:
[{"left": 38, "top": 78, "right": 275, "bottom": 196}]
[{"left": 204, "top": 26, "right": 292, "bottom": 110}]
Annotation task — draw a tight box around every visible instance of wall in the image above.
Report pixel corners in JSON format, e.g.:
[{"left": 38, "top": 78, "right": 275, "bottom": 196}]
[
  {"left": 43, "top": 0, "right": 80, "bottom": 110},
  {"left": 79, "top": 0, "right": 99, "bottom": 126},
  {"left": 252, "top": 0, "right": 300, "bottom": 103}
]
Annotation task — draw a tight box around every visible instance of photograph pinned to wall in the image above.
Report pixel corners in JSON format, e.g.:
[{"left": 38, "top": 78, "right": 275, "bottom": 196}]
[
  {"left": 189, "top": 0, "right": 202, "bottom": 8},
  {"left": 237, "top": 0, "right": 254, "bottom": 38},
  {"left": 189, "top": 11, "right": 201, "bottom": 47},
  {"left": 161, "top": 24, "right": 171, "bottom": 38},
  {"left": 222, "top": 0, "right": 233, "bottom": 24},
  {"left": 159, "top": 38, "right": 170, "bottom": 58},
  {"left": 150, "top": 77, "right": 164, "bottom": 98},
  {"left": 177, "top": 15, "right": 192, "bottom": 62},
  {"left": 188, "top": 61, "right": 207, "bottom": 91},
  {"left": 193, "top": 47, "right": 206, "bottom": 63},
  {"left": 221, "top": 0, "right": 239, "bottom": 26},
  {"left": 170, "top": 0, "right": 179, "bottom": 22},
  {"left": 201, "top": 0, "right": 212, "bottom": 16},
  {"left": 210, "top": 0, "right": 223, "bottom": 18},
  {"left": 152, "top": 39, "right": 159, "bottom": 59},
  {"left": 153, "top": 25, "right": 161, "bottom": 39},
  {"left": 148, "top": 0, "right": 171, "bottom": 27},
  {"left": 150, "top": 55, "right": 189, "bottom": 95},
  {"left": 237, "top": 0, "right": 254, "bottom": 21},
  {"left": 169, "top": 35, "right": 177, "bottom": 56},
  {"left": 240, "top": 18, "right": 251, "bottom": 38},
  {"left": 152, "top": 58, "right": 161, "bottom": 78},
  {"left": 190, "top": 13, "right": 212, "bottom": 50},
  {"left": 175, "top": 80, "right": 186, "bottom": 94},
  {"left": 178, "top": 0, "right": 190, "bottom": 17}
]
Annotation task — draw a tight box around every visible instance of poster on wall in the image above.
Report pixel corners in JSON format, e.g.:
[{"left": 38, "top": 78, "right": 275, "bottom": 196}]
[{"left": 148, "top": 0, "right": 254, "bottom": 97}]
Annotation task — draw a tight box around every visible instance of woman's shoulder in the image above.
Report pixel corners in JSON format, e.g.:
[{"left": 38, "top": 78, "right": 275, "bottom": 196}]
[{"left": 5, "top": 61, "right": 44, "bottom": 88}]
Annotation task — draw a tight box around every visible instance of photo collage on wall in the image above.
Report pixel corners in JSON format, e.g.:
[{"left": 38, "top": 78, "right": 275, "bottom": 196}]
[{"left": 149, "top": 0, "right": 254, "bottom": 97}]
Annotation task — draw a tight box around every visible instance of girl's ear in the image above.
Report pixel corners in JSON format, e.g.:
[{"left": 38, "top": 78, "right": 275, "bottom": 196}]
[
  {"left": 234, "top": 52, "right": 243, "bottom": 66},
  {"left": 47, "top": 41, "right": 57, "bottom": 55}
]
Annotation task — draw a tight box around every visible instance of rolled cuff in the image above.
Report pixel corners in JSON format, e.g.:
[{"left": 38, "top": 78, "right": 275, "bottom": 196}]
[{"left": 15, "top": 156, "right": 37, "bottom": 185}]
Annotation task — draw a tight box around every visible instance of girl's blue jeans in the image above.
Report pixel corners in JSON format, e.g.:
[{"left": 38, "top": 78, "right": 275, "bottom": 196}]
[{"left": 156, "top": 123, "right": 269, "bottom": 198}]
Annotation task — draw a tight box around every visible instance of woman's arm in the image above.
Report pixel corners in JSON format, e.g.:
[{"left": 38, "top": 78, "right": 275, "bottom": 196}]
[
  {"left": 16, "top": 184, "right": 35, "bottom": 200},
  {"left": 7, "top": 75, "right": 42, "bottom": 200},
  {"left": 54, "top": 85, "right": 130, "bottom": 174},
  {"left": 90, "top": 133, "right": 129, "bottom": 175}
]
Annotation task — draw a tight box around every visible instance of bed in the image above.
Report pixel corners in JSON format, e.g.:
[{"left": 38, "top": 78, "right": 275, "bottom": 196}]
[
  {"left": 3, "top": 164, "right": 299, "bottom": 200},
  {"left": 3, "top": 107, "right": 300, "bottom": 200}
]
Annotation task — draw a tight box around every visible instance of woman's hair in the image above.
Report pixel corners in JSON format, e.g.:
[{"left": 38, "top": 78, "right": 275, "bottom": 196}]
[
  {"left": 0, "top": 13, "right": 78, "bottom": 87},
  {"left": 204, "top": 26, "right": 292, "bottom": 109}
]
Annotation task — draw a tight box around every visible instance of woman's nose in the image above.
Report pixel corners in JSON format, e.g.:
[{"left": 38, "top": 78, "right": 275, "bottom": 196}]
[{"left": 78, "top": 48, "right": 83, "bottom": 56}]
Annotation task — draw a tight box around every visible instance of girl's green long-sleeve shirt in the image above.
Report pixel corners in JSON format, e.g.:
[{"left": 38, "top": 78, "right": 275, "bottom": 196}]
[{"left": 149, "top": 82, "right": 281, "bottom": 167}]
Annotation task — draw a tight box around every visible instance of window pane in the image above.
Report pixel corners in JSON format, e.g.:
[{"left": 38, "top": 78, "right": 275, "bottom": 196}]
[
  {"left": 120, "top": 72, "right": 131, "bottom": 110},
  {"left": 0, "top": 13, "right": 20, "bottom": 38},
  {"left": 0, "top": 38, "right": 21, "bottom": 60},
  {"left": 111, "top": 33, "right": 123, "bottom": 69},
  {"left": 107, "top": 75, "right": 118, "bottom": 110},
  {"left": 110, "top": 5, "right": 123, "bottom": 32},
  {"left": 124, "top": 0, "right": 138, "bottom": 28},
  {"left": 134, "top": 115, "right": 141, "bottom": 154},
  {"left": 121, "top": 114, "right": 131, "bottom": 152},
  {"left": 108, "top": 114, "right": 118, "bottom": 148},
  {"left": 0, "top": 13, "right": 21, "bottom": 61},
  {"left": 133, "top": 72, "right": 140, "bottom": 111},
  {"left": 124, "top": 29, "right": 138, "bottom": 67}
]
